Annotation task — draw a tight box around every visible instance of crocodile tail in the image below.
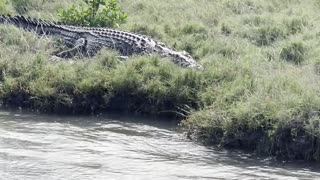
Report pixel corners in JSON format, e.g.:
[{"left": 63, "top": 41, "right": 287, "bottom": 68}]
[{"left": 0, "top": 14, "right": 55, "bottom": 35}]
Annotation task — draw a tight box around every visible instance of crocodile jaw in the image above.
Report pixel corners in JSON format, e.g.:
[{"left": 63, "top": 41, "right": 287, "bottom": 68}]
[{"left": 155, "top": 44, "right": 203, "bottom": 70}]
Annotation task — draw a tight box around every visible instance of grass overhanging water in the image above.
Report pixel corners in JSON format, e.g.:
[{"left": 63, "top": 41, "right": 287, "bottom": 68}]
[{"left": 1, "top": 0, "right": 320, "bottom": 161}]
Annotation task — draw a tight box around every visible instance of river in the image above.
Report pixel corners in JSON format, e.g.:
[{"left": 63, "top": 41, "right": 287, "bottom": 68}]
[{"left": 0, "top": 110, "right": 319, "bottom": 180}]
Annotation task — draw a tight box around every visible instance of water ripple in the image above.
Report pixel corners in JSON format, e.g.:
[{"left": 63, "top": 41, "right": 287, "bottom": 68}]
[{"left": 0, "top": 110, "right": 319, "bottom": 180}]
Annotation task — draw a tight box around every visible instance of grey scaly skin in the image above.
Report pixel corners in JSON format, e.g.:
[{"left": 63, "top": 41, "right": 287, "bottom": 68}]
[{"left": 0, "top": 15, "right": 203, "bottom": 70}]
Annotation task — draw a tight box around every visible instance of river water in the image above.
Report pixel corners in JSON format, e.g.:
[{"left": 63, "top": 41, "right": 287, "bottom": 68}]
[{"left": 0, "top": 110, "right": 320, "bottom": 180}]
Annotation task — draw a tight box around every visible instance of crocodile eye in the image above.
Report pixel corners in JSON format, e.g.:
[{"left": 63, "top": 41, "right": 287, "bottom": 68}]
[{"left": 158, "top": 42, "right": 165, "bottom": 47}]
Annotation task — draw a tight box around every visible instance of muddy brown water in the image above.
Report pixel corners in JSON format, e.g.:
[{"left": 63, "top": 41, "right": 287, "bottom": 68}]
[{"left": 0, "top": 110, "right": 320, "bottom": 180}]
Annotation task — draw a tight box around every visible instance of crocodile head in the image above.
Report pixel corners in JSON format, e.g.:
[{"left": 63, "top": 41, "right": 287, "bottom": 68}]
[
  {"left": 165, "top": 50, "right": 203, "bottom": 70},
  {"left": 178, "top": 51, "right": 204, "bottom": 70},
  {"left": 155, "top": 43, "right": 203, "bottom": 70}
]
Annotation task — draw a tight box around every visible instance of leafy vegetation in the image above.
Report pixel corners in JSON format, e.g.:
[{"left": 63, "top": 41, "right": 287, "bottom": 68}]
[
  {"left": 58, "top": 0, "right": 127, "bottom": 27},
  {"left": 1, "top": 0, "right": 320, "bottom": 161}
]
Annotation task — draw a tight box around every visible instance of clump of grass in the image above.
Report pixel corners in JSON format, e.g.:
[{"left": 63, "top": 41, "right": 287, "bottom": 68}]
[
  {"left": 251, "top": 26, "right": 286, "bottom": 46},
  {"left": 284, "top": 17, "right": 308, "bottom": 35},
  {"left": 0, "top": 0, "right": 14, "bottom": 14},
  {"left": 130, "top": 23, "right": 163, "bottom": 39},
  {"left": 11, "top": 0, "right": 42, "bottom": 14},
  {"left": 109, "top": 56, "right": 203, "bottom": 115},
  {"left": 280, "top": 42, "right": 306, "bottom": 64},
  {"left": 223, "top": 0, "right": 261, "bottom": 14},
  {"left": 181, "top": 23, "right": 207, "bottom": 35},
  {"left": 221, "top": 23, "right": 232, "bottom": 35}
]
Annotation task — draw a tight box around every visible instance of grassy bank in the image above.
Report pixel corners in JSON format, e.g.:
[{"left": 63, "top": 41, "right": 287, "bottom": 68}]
[
  {"left": 0, "top": 24, "right": 203, "bottom": 115},
  {"left": 1, "top": 0, "right": 320, "bottom": 161}
]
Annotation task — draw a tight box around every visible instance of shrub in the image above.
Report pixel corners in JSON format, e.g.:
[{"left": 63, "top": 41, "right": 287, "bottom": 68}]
[{"left": 58, "top": 0, "right": 127, "bottom": 28}]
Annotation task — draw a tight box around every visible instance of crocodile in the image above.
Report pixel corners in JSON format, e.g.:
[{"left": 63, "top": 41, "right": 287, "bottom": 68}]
[{"left": 0, "top": 15, "right": 203, "bottom": 70}]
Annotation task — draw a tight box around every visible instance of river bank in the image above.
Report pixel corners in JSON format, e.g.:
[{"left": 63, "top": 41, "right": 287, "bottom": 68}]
[{"left": 1, "top": 0, "right": 320, "bottom": 161}]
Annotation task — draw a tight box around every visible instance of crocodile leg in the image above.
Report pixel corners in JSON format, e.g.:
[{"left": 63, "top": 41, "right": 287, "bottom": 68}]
[
  {"left": 49, "top": 55, "right": 64, "bottom": 62},
  {"left": 56, "top": 38, "right": 86, "bottom": 58},
  {"left": 115, "top": 56, "right": 129, "bottom": 63}
]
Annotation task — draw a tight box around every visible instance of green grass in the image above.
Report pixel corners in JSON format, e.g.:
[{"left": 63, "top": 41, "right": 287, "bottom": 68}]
[{"left": 1, "top": 0, "right": 320, "bottom": 161}]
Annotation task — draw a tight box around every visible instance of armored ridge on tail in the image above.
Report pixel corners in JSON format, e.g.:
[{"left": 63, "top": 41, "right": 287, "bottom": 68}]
[{"left": 0, "top": 15, "right": 203, "bottom": 70}]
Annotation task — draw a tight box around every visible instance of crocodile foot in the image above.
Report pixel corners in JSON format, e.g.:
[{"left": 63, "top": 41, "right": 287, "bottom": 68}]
[
  {"left": 49, "top": 55, "right": 64, "bottom": 62},
  {"left": 116, "top": 56, "right": 129, "bottom": 63}
]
